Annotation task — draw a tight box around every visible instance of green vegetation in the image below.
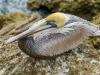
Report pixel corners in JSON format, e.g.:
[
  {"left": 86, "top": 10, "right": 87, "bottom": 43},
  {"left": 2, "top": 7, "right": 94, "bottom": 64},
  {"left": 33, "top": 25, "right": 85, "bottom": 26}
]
[{"left": 0, "top": 13, "right": 28, "bottom": 29}]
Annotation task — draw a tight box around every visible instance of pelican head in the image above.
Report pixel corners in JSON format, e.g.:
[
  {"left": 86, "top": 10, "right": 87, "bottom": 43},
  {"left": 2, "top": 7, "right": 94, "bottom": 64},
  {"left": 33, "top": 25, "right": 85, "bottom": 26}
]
[
  {"left": 47, "top": 12, "right": 65, "bottom": 27},
  {"left": 5, "top": 12, "right": 66, "bottom": 44}
]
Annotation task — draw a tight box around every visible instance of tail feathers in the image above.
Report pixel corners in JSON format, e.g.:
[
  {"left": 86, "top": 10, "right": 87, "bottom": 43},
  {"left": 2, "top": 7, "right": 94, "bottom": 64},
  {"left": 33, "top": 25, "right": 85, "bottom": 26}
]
[{"left": 93, "top": 30, "right": 100, "bottom": 36}]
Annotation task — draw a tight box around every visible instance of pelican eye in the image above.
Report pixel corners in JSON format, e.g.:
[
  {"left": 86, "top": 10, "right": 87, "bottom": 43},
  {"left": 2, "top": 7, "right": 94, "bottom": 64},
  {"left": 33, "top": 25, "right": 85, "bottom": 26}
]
[{"left": 47, "top": 21, "right": 57, "bottom": 28}]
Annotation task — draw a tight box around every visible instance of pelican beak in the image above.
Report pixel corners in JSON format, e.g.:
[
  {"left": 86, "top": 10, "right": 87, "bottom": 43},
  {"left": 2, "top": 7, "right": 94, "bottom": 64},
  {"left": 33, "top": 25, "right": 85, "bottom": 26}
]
[{"left": 5, "top": 18, "right": 50, "bottom": 44}]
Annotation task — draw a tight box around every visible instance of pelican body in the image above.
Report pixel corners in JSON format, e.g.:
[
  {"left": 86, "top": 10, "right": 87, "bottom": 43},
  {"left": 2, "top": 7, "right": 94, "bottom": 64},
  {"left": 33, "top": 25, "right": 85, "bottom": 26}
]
[{"left": 5, "top": 12, "right": 100, "bottom": 57}]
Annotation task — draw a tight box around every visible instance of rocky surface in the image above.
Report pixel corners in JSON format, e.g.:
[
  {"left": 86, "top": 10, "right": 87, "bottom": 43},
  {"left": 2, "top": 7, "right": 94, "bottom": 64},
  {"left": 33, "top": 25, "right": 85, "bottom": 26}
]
[
  {"left": 0, "top": 36, "right": 100, "bottom": 75},
  {"left": 0, "top": 0, "right": 100, "bottom": 75},
  {"left": 27, "top": 0, "right": 100, "bottom": 20}
]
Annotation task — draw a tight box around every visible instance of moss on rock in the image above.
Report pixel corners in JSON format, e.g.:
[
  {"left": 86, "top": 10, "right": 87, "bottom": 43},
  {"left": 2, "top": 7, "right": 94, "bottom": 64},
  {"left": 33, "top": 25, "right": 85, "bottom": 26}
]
[
  {"left": 83, "top": 13, "right": 100, "bottom": 49},
  {"left": 0, "top": 13, "right": 28, "bottom": 29},
  {"left": 27, "top": 0, "right": 100, "bottom": 20}
]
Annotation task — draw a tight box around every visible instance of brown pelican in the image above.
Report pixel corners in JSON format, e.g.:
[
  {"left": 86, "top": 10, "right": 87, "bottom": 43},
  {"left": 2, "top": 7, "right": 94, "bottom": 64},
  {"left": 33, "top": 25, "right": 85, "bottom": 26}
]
[{"left": 5, "top": 12, "right": 100, "bottom": 57}]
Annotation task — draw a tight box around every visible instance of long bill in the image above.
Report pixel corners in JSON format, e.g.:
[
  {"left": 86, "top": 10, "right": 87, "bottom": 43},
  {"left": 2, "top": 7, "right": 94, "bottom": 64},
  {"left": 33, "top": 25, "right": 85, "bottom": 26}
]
[{"left": 5, "top": 18, "right": 47, "bottom": 44}]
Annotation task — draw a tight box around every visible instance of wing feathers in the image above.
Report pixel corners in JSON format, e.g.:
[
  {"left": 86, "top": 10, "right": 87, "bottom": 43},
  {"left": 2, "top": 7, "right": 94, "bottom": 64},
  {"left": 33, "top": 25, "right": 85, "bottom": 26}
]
[{"left": 64, "top": 22, "right": 100, "bottom": 36}]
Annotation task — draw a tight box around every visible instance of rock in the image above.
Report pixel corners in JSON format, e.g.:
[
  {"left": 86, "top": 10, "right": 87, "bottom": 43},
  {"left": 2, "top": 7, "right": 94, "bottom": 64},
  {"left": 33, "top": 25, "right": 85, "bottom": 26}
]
[
  {"left": 0, "top": 38, "right": 100, "bottom": 75},
  {"left": 27, "top": 0, "right": 100, "bottom": 20},
  {"left": 84, "top": 13, "right": 100, "bottom": 49},
  {"left": 0, "top": 0, "right": 31, "bottom": 15}
]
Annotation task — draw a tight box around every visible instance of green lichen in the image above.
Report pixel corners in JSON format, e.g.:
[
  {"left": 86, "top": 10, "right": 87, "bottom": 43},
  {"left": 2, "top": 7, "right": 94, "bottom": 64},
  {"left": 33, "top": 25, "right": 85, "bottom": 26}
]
[
  {"left": 84, "top": 13, "right": 100, "bottom": 49},
  {"left": 0, "top": 13, "right": 28, "bottom": 29},
  {"left": 28, "top": 0, "right": 100, "bottom": 20}
]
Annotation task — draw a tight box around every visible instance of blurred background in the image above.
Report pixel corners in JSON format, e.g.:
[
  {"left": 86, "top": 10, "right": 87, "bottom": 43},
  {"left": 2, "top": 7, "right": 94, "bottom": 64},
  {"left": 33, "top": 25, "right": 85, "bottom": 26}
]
[{"left": 0, "top": 0, "right": 100, "bottom": 75}]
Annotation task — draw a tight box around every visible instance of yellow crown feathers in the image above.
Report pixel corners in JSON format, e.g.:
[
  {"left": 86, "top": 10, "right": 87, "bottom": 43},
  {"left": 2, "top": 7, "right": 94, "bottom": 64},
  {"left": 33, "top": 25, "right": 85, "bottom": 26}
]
[{"left": 46, "top": 12, "right": 65, "bottom": 27}]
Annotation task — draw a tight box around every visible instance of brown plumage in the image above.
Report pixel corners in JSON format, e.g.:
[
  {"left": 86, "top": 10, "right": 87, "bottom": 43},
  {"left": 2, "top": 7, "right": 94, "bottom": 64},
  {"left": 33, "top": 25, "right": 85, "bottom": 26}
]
[{"left": 18, "top": 26, "right": 87, "bottom": 57}]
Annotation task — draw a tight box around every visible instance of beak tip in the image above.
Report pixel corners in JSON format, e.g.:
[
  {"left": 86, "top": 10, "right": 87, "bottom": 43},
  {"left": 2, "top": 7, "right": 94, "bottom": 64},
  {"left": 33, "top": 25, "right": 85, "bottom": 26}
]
[
  {"left": 4, "top": 37, "right": 16, "bottom": 44},
  {"left": 4, "top": 39, "right": 11, "bottom": 44}
]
